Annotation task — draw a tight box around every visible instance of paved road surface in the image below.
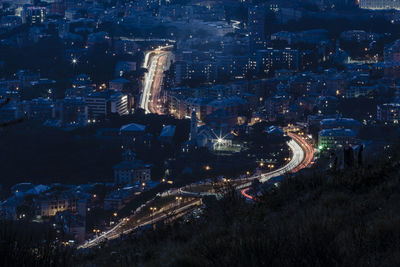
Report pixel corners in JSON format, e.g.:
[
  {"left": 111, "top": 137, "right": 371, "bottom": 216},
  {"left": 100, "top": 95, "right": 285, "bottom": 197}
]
[
  {"left": 79, "top": 198, "right": 201, "bottom": 249},
  {"left": 140, "top": 48, "right": 173, "bottom": 114}
]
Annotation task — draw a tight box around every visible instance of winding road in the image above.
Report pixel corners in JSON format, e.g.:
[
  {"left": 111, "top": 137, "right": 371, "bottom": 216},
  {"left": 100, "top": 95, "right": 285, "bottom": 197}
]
[
  {"left": 239, "top": 132, "right": 315, "bottom": 200},
  {"left": 181, "top": 132, "right": 315, "bottom": 197},
  {"left": 79, "top": 132, "right": 314, "bottom": 249}
]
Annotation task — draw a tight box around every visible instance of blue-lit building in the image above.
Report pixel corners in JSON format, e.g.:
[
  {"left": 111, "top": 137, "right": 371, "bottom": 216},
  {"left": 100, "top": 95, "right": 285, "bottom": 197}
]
[{"left": 318, "top": 128, "right": 357, "bottom": 150}]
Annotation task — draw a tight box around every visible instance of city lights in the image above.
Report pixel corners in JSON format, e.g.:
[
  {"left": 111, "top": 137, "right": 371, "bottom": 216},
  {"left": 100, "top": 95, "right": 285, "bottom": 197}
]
[{"left": 3, "top": 0, "right": 389, "bottom": 260}]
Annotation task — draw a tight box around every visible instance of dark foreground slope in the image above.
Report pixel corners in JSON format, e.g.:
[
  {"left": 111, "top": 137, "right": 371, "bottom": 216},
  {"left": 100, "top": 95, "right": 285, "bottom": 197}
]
[
  {"left": 76, "top": 151, "right": 400, "bottom": 267},
  {"left": 2, "top": 150, "right": 400, "bottom": 267}
]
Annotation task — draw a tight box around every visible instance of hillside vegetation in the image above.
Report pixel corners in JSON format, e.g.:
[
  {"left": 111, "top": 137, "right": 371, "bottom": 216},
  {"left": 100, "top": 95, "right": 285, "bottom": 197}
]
[{"left": 76, "top": 148, "right": 400, "bottom": 267}]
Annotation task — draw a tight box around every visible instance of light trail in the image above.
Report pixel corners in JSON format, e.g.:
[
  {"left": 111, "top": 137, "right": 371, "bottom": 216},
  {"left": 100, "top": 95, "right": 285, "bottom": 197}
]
[
  {"left": 119, "top": 37, "right": 176, "bottom": 43},
  {"left": 180, "top": 133, "right": 311, "bottom": 198},
  {"left": 79, "top": 133, "right": 314, "bottom": 248},
  {"left": 231, "top": 20, "right": 241, "bottom": 29},
  {"left": 240, "top": 133, "right": 314, "bottom": 200},
  {"left": 140, "top": 46, "right": 173, "bottom": 114},
  {"left": 142, "top": 51, "right": 152, "bottom": 68},
  {"left": 78, "top": 199, "right": 201, "bottom": 249},
  {"left": 288, "top": 132, "right": 314, "bottom": 173},
  {"left": 241, "top": 188, "right": 256, "bottom": 200}
]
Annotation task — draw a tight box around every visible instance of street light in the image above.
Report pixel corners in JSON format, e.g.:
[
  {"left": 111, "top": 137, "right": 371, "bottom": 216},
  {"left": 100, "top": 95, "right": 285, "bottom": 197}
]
[
  {"left": 150, "top": 207, "right": 157, "bottom": 212},
  {"left": 72, "top": 58, "right": 78, "bottom": 74},
  {"left": 150, "top": 206, "right": 157, "bottom": 227}
]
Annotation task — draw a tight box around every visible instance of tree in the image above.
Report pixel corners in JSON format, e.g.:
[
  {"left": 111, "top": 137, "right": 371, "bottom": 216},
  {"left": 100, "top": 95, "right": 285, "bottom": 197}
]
[
  {"left": 0, "top": 98, "right": 23, "bottom": 128},
  {"left": 358, "top": 145, "right": 364, "bottom": 167},
  {"left": 344, "top": 146, "right": 354, "bottom": 169}
]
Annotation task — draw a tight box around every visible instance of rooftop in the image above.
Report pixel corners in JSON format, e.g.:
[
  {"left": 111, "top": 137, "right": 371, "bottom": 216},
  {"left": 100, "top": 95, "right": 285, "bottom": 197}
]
[
  {"left": 120, "top": 123, "right": 146, "bottom": 132},
  {"left": 320, "top": 118, "right": 361, "bottom": 127},
  {"left": 319, "top": 128, "right": 356, "bottom": 137},
  {"left": 265, "top": 126, "right": 284, "bottom": 135},
  {"left": 380, "top": 103, "right": 400, "bottom": 107},
  {"left": 160, "top": 125, "right": 176, "bottom": 137}
]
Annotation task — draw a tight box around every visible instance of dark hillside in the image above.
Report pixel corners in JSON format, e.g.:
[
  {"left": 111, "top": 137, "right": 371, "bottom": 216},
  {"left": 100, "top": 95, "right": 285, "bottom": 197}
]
[{"left": 75, "top": 149, "right": 400, "bottom": 267}]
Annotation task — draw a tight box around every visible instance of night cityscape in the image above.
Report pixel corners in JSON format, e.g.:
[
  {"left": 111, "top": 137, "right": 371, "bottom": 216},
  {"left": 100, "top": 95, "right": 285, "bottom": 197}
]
[{"left": 1, "top": 0, "right": 400, "bottom": 266}]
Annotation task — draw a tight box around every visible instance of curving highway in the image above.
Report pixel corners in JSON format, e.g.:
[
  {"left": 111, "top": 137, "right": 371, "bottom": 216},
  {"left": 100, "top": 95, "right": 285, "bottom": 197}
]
[
  {"left": 180, "top": 132, "right": 314, "bottom": 196},
  {"left": 238, "top": 132, "right": 314, "bottom": 200},
  {"left": 288, "top": 132, "right": 314, "bottom": 173},
  {"left": 78, "top": 132, "right": 314, "bottom": 249}
]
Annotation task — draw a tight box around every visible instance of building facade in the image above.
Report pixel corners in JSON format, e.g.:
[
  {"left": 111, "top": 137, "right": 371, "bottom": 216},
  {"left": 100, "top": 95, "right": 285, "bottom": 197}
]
[
  {"left": 113, "top": 160, "right": 151, "bottom": 185},
  {"left": 318, "top": 128, "right": 357, "bottom": 150},
  {"left": 360, "top": 0, "right": 400, "bottom": 10},
  {"left": 377, "top": 103, "right": 400, "bottom": 123}
]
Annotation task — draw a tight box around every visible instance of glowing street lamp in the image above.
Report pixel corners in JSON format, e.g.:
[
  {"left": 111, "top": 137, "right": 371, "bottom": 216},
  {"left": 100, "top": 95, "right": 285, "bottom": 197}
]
[
  {"left": 267, "top": 164, "right": 275, "bottom": 169},
  {"left": 150, "top": 207, "right": 157, "bottom": 228},
  {"left": 72, "top": 58, "right": 78, "bottom": 74},
  {"left": 93, "top": 229, "right": 100, "bottom": 236}
]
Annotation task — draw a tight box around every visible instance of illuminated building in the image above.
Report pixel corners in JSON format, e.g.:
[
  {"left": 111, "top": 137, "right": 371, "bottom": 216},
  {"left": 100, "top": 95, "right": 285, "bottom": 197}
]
[
  {"left": 384, "top": 39, "right": 400, "bottom": 79},
  {"left": 35, "top": 191, "right": 86, "bottom": 217},
  {"left": 21, "top": 5, "right": 46, "bottom": 24},
  {"left": 360, "top": 0, "right": 400, "bottom": 10},
  {"left": 86, "top": 90, "right": 129, "bottom": 118},
  {"left": 318, "top": 128, "right": 357, "bottom": 150},
  {"left": 320, "top": 117, "right": 361, "bottom": 133},
  {"left": 58, "top": 97, "right": 88, "bottom": 126},
  {"left": 248, "top": 6, "right": 267, "bottom": 52},
  {"left": 265, "top": 95, "right": 289, "bottom": 121},
  {"left": 113, "top": 151, "right": 151, "bottom": 185},
  {"left": 25, "top": 97, "right": 55, "bottom": 121},
  {"left": 256, "top": 48, "right": 299, "bottom": 74},
  {"left": 377, "top": 103, "right": 400, "bottom": 124}
]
